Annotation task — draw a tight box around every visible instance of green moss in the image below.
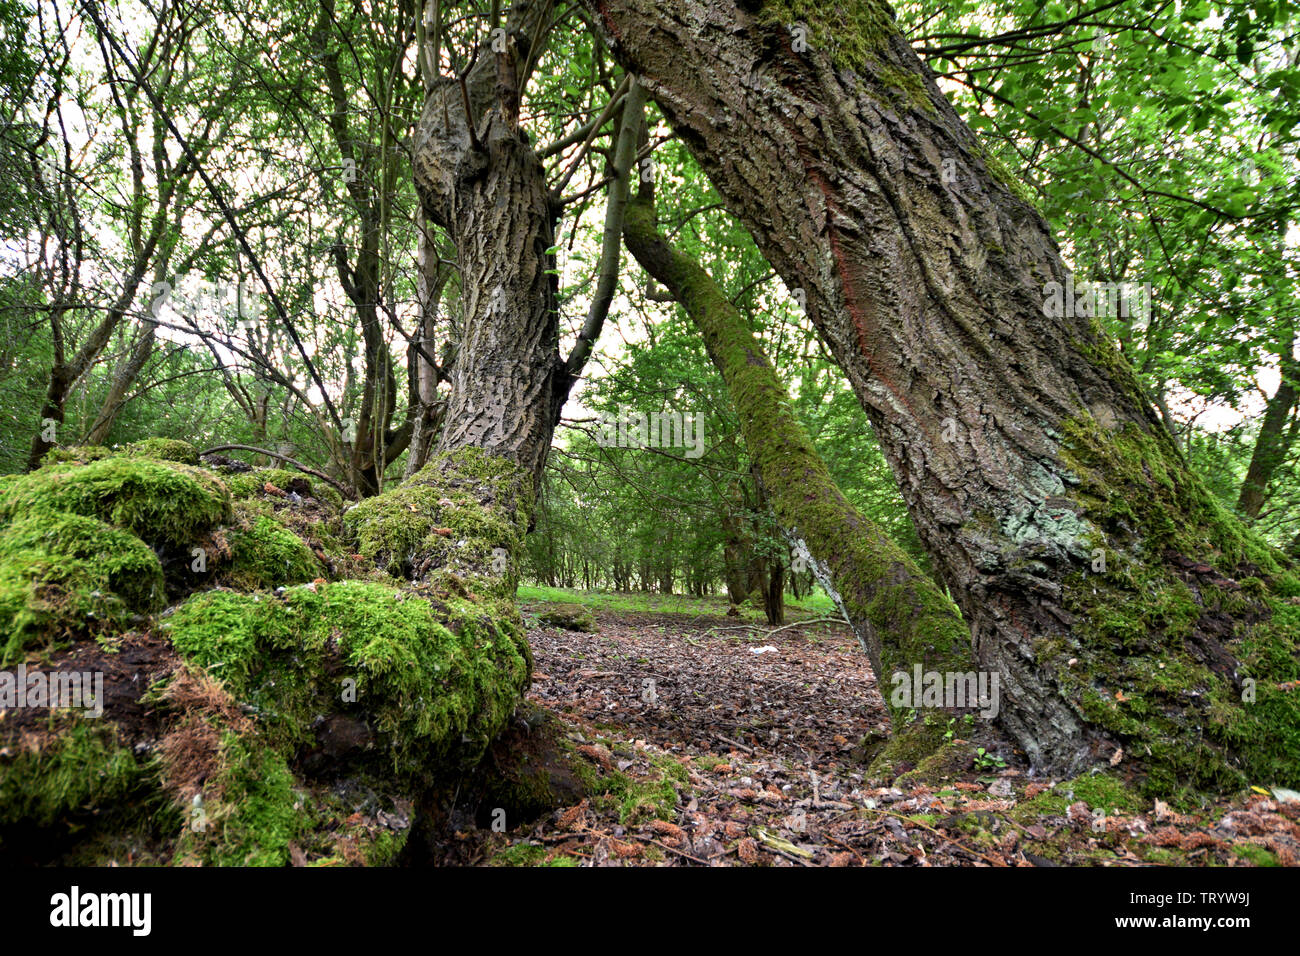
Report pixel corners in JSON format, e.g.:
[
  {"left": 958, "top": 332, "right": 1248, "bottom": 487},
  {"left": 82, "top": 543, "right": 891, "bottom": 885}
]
[
  {"left": 490, "top": 842, "right": 566, "bottom": 866},
  {"left": 174, "top": 731, "right": 302, "bottom": 867},
  {"left": 0, "top": 721, "right": 146, "bottom": 827},
  {"left": 754, "top": 2, "right": 934, "bottom": 111},
  {"left": 1012, "top": 772, "right": 1143, "bottom": 822},
  {"left": 224, "top": 508, "right": 323, "bottom": 590},
  {"left": 0, "top": 457, "right": 230, "bottom": 549},
  {"left": 40, "top": 446, "right": 113, "bottom": 466},
  {"left": 360, "top": 828, "right": 408, "bottom": 866},
  {"left": 41, "top": 439, "right": 198, "bottom": 467},
  {"left": 536, "top": 603, "right": 597, "bottom": 632},
  {"left": 892, "top": 735, "right": 975, "bottom": 788},
  {"left": 223, "top": 468, "right": 344, "bottom": 511},
  {"left": 0, "top": 512, "right": 165, "bottom": 663},
  {"left": 559, "top": 738, "right": 687, "bottom": 827},
  {"left": 162, "top": 579, "right": 530, "bottom": 775},
  {"left": 1052, "top": 412, "right": 1300, "bottom": 795},
  {"left": 124, "top": 438, "right": 199, "bottom": 465},
  {"left": 973, "top": 140, "right": 1040, "bottom": 208},
  {"left": 617, "top": 755, "right": 687, "bottom": 825},
  {"left": 1231, "top": 844, "right": 1279, "bottom": 866},
  {"left": 864, "top": 717, "right": 950, "bottom": 784},
  {"left": 344, "top": 448, "right": 530, "bottom": 599}
]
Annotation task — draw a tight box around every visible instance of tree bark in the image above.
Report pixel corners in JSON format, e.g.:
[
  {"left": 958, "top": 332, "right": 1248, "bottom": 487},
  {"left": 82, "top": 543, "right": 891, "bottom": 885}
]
[
  {"left": 624, "top": 181, "right": 977, "bottom": 769},
  {"left": 588, "top": 0, "right": 1300, "bottom": 789},
  {"left": 412, "top": 2, "right": 564, "bottom": 488},
  {"left": 84, "top": 319, "right": 158, "bottom": 445}
]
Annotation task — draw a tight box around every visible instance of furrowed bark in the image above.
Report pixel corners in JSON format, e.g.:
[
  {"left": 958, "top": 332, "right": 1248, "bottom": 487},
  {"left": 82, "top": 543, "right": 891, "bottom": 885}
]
[
  {"left": 412, "top": 2, "right": 563, "bottom": 490},
  {"left": 624, "top": 184, "right": 981, "bottom": 773},
  {"left": 354, "top": 1, "right": 561, "bottom": 593},
  {"left": 586, "top": 0, "right": 1300, "bottom": 791}
]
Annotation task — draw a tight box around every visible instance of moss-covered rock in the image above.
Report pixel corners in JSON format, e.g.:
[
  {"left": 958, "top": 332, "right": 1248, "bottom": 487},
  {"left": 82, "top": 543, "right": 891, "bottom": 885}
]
[
  {"left": 0, "top": 442, "right": 542, "bottom": 866},
  {"left": 39, "top": 446, "right": 114, "bottom": 466},
  {"left": 162, "top": 579, "right": 531, "bottom": 776},
  {"left": 0, "top": 512, "right": 165, "bottom": 663},
  {"left": 536, "top": 603, "right": 597, "bottom": 632},
  {"left": 223, "top": 507, "right": 323, "bottom": 590},
  {"left": 125, "top": 438, "right": 200, "bottom": 465},
  {"left": 0, "top": 457, "right": 230, "bottom": 549},
  {"left": 40, "top": 439, "right": 199, "bottom": 467}
]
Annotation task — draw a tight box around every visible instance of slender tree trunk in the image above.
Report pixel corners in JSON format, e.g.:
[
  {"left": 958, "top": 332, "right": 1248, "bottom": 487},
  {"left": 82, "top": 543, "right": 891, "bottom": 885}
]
[
  {"left": 84, "top": 319, "right": 158, "bottom": 445},
  {"left": 406, "top": 212, "right": 450, "bottom": 478},
  {"left": 590, "top": 0, "right": 1300, "bottom": 790},
  {"left": 625, "top": 182, "right": 976, "bottom": 769},
  {"left": 1238, "top": 326, "right": 1298, "bottom": 519}
]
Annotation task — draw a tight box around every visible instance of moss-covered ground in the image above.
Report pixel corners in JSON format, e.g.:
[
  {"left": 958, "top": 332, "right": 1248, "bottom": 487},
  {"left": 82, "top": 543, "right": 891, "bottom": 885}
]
[{"left": 0, "top": 443, "right": 555, "bottom": 866}]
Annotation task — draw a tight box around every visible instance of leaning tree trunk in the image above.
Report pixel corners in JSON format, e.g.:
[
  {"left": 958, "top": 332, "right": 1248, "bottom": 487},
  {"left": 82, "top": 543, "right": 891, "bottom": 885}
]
[
  {"left": 625, "top": 182, "right": 979, "bottom": 773},
  {"left": 1237, "top": 323, "right": 1297, "bottom": 520},
  {"left": 85, "top": 318, "right": 157, "bottom": 445},
  {"left": 588, "top": 0, "right": 1300, "bottom": 792}
]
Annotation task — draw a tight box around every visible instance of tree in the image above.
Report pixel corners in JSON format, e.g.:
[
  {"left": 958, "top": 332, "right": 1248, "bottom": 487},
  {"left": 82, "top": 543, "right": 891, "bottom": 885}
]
[
  {"left": 584, "top": 0, "right": 1299, "bottom": 791},
  {"left": 624, "top": 172, "right": 979, "bottom": 771}
]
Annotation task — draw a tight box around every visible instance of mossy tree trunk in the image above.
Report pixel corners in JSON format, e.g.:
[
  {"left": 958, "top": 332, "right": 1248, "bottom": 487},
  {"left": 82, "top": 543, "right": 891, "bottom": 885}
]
[
  {"left": 1237, "top": 322, "right": 1297, "bottom": 520},
  {"left": 590, "top": 0, "right": 1300, "bottom": 791},
  {"left": 411, "top": 0, "right": 564, "bottom": 493},
  {"left": 351, "top": 0, "right": 567, "bottom": 608},
  {"left": 624, "top": 181, "right": 977, "bottom": 771}
]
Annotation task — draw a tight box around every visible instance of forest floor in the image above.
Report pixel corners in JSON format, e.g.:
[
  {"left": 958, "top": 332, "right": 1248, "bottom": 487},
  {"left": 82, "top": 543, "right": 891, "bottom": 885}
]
[{"left": 447, "top": 591, "right": 1300, "bottom": 867}]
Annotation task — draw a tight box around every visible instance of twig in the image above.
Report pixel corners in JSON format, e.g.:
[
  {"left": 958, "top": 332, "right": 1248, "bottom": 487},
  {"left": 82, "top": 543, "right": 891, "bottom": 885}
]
[
  {"left": 855, "top": 803, "right": 1008, "bottom": 867},
  {"left": 199, "top": 443, "right": 352, "bottom": 499},
  {"left": 626, "top": 834, "right": 711, "bottom": 865},
  {"left": 715, "top": 733, "right": 755, "bottom": 754}
]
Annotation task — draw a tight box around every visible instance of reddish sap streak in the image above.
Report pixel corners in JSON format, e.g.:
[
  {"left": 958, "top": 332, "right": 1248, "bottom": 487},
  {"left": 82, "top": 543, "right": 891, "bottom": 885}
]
[{"left": 801, "top": 161, "right": 914, "bottom": 420}]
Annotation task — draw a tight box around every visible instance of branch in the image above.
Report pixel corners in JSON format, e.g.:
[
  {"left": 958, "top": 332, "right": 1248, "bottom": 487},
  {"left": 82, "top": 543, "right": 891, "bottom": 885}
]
[{"left": 199, "top": 444, "right": 352, "bottom": 499}]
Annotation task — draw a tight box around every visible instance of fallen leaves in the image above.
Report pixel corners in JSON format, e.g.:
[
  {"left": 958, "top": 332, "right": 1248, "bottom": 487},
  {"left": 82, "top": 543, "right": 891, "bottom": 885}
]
[{"left": 443, "top": 605, "right": 1300, "bottom": 868}]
